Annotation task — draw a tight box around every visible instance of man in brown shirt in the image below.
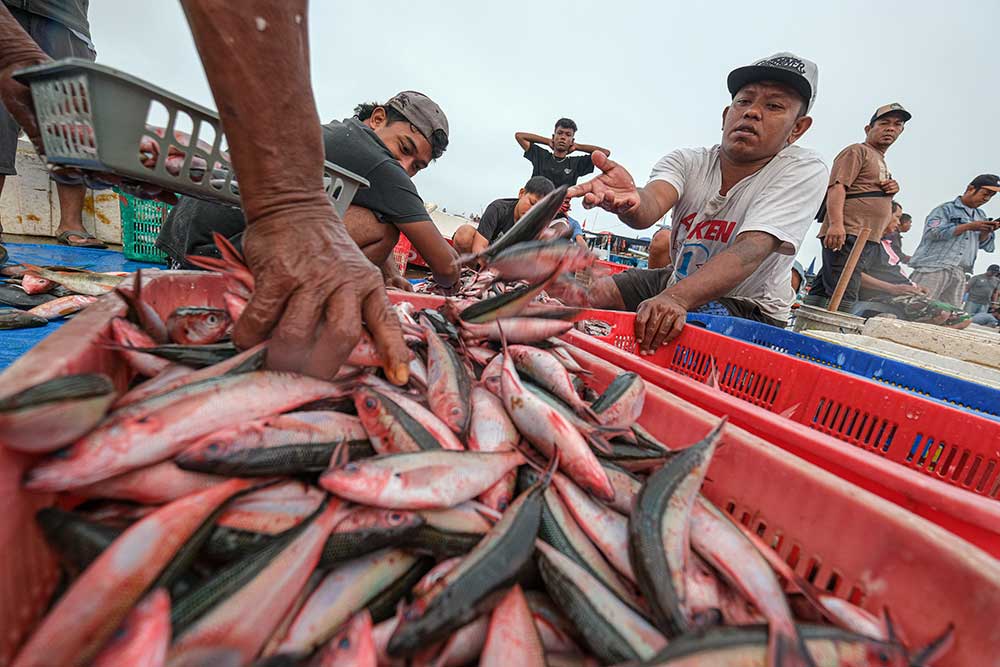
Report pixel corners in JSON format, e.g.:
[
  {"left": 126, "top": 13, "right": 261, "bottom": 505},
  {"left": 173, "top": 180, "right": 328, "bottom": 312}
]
[{"left": 804, "top": 103, "right": 910, "bottom": 311}]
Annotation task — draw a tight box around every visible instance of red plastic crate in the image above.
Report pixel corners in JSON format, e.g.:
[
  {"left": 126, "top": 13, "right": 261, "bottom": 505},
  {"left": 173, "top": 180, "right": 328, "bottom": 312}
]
[
  {"left": 391, "top": 235, "right": 429, "bottom": 274},
  {"left": 594, "top": 258, "right": 631, "bottom": 275},
  {"left": 1, "top": 277, "right": 998, "bottom": 666},
  {"left": 565, "top": 308, "right": 1000, "bottom": 517}
]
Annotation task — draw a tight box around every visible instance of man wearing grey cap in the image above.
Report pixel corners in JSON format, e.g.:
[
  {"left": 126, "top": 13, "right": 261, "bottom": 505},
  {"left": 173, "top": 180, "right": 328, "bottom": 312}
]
[
  {"left": 907, "top": 174, "right": 999, "bottom": 307},
  {"left": 156, "top": 90, "right": 459, "bottom": 290},
  {"left": 804, "top": 102, "right": 909, "bottom": 311},
  {"left": 570, "top": 52, "right": 828, "bottom": 355}
]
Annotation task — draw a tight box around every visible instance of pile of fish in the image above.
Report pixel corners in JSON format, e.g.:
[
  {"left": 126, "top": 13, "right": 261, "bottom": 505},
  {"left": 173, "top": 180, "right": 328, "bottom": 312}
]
[
  {"left": 0, "top": 262, "right": 134, "bottom": 329},
  {"left": 0, "top": 186, "right": 953, "bottom": 667}
]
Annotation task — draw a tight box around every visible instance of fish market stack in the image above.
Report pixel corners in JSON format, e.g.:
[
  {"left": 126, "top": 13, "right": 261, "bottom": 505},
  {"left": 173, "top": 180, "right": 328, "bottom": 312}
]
[{"left": 0, "top": 190, "right": 953, "bottom": 667}]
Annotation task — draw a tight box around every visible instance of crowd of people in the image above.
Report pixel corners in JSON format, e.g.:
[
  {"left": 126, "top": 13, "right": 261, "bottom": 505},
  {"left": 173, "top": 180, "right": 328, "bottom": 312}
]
[{"left": 0, "top": 3, "right": 996, "bottom": 385}]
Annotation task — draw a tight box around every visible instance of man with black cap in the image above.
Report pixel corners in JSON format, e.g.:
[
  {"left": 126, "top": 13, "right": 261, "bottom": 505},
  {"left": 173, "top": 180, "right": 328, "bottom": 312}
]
[
  {"left": 571, "top": 52, "right": 828, "bottom": 356},
  {"left": 908, "top": 174, "right": 999, "bottom": 307},
  {"left": 965, "top": 264, "right": 1000, "bottom": 315},
  {"left": 156, "top": 90, "right": 460, "bottom": 289},
  {"left": 804, "top": 103, "right": 910, "bottom": 312}
]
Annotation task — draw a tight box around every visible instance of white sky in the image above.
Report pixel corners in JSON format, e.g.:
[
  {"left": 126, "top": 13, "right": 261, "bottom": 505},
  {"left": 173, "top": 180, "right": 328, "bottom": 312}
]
[{"left": 91, "top": 0, "right": 1000, "bottom": 273}]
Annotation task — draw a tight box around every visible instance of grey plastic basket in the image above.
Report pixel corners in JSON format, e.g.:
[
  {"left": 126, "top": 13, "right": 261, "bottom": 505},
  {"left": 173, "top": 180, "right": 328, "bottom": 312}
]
[{"left": 13, "top": 58, "right": 367, "bottom": 218}]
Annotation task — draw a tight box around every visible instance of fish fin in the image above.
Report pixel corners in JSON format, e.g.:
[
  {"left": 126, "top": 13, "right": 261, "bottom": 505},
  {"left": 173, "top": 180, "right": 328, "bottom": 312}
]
[
  {"left": 908, "top": 623, "right": 955, "bottom": 667},
  {"left": 541, "top": 447, "right": 560, "bottom": 488},
  {"left": 577, "top": 402, "right": 603, "bottom": 423},
  {"left": 585, "top": 432, "right": 615, "bottom": 455},
  {"left": 212, "top": 231, "right": 247, "bottom": 266},
  {"left": 330, "top": 440, "right": 350, "bottom": 468},
  {"left": 769, "top": 627, "right": 818, "bottom": 667},
  {"left": 467, "top": 500, "right": 503, "bottom": 523}
]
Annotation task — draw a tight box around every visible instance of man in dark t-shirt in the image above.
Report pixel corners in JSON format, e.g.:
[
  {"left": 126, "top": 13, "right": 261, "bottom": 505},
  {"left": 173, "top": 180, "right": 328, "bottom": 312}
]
[
  {"left": 156, "top": 91, "right": 459, "bottom": 287},
  {"left": 515, "top": 118, "right": 610, "bottom": 188},
  {"left": 452, "top": 176, "right": 555, "bottom": 255}
]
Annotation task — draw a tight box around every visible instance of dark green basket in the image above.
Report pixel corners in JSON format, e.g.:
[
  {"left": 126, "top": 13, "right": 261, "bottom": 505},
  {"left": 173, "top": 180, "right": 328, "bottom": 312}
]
[{"left": 118, "top": 190, "right": 170, "bottom": 264}]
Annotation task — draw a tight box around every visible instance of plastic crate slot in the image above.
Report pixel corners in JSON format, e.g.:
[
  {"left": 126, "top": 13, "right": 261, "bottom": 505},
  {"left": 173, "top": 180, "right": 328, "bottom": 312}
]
[
  {"left": 862, "top": 415, "right": 878, "bottom": 445},
  {"left": 173, "top": 110, "right": 194, "bottom": 146},
  {"left": 906, "top": 434, "right": 923, "bottom": 463},
  {"left": 853, "top": 413, "right": 870, "bottom": 442},
  {"left": 725, "top": 501, "right": 736, "bottom": 514},
  {"left": 965, "top": 455, "right": 983, "bottom": 488},
  {"left": 871, "top": 420, "right": 889, "bottom": 450},
  {"left": 843, "top": 409, "right": 861, "bottom": 440},
  {"left": 786, "top": 544, "right": 801, "bottom": 570},
  {"left": 739, "top": 512, "right": 751, "bottom": 526},
  {"left": 977, "top": 460, "right": 996, "bottom": 493},
  {"left": 917, "top": 437, "right": 944, "bottom": 470},
  {"left": 950, "top": 448, "right": 971, "bottom": 483},
  {"left": 805, "top": 558, "right": 821, "bottom": 584},
  {"left": 825, "top": 571, "right": 841, "bottom": 594},
  {"left": 847, "top": 585, "right": 865, "bottom": 606},
  {"left": 755, "top": 521, "right": 767, "bottom": 537},
  {"left": 329, "top": 178, "right": 344, "bottom": 201},
  {"left": 881, "top": 424, "right": 897, "bottom": 453},
  {"left": 938, "top": 446, "right": 958, "bottom": 478},
  {"left": 811, "top": 397, "right": 828, "bottom": 425}
]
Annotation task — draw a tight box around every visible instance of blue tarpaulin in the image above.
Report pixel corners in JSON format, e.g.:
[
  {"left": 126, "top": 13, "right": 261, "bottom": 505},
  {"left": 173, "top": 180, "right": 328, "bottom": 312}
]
[{"left": 0, "top": 243, "right": 159, "bottom": 371}]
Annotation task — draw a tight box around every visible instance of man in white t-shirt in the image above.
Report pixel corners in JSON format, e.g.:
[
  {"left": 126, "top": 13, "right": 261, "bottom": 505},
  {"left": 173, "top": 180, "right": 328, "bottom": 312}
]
[{"left": 570, "top": 52, "right": 829, "bottom": 354}]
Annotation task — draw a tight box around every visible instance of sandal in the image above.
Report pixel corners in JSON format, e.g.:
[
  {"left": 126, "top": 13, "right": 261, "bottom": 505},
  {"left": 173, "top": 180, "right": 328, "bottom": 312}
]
[{"left": 56, "top": 230, "right": 107, "bottom": 249}]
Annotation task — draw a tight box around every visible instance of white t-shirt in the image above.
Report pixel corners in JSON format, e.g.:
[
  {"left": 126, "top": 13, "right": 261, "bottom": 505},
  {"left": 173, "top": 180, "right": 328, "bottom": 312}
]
[{"left": 649, "top": 144, "right": 828, "bottom": 322}]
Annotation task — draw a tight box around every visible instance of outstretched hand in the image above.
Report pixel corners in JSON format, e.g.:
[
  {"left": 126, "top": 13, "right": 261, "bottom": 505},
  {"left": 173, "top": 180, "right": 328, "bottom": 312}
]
[{"left": 567, "top": 151, "right": 640, "bottom": 216}]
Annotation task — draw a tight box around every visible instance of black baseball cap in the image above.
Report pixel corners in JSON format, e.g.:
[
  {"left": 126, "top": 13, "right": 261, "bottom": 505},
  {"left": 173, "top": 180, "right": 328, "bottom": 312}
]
[
  {"left": 870, "top": 103, "right": 912, "bottom": 125},
  {"left": 386, "top": 91, "right": 449, "bottom": 157},
  {"left": 727, "top": 52, "right": 818, "bottom": 113},
  {"left": 970, "top": 174, "right": 1000, "bottom": 193}
]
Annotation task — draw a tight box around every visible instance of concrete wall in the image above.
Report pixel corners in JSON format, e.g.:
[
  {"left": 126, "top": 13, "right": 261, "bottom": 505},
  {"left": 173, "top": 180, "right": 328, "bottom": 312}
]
[{"left": 0, "top": 139, "right": 122, "bottom": 244}]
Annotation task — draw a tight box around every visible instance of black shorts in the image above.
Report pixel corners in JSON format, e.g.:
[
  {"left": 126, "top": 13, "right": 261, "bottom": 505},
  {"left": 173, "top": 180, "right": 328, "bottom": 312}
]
[
  {"left": 611, "top": 266, "right": 786, "bottom": 327},
  {"left": 0, "top": 8, "right": 96, "bottom": 175}
]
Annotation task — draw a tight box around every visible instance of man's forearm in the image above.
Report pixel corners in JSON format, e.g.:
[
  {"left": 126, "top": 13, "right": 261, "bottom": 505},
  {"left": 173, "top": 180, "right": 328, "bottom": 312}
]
[
  {"left": 826, "top": 185, "right": 846, "bottom": 228},
  {"left": 180, "top": 1, "right": 330, "bottom": 226},
  {"left": 662, "top": 232, "right": 780, "bottom": 308},
  {"left": 0, "top": 6, "right": 48, "bottom": 71},
  {"left": 516, "top": 132, "right": 549, "bottom": 147},
  {"left": 620, "top": 186, "right": 669, "bottom": 229},
  {"left": 574, "top": 142, "right": 610, "bottom": 156},
  {"left": 860, "top": 272, "right": 897, "bottom": 293}
]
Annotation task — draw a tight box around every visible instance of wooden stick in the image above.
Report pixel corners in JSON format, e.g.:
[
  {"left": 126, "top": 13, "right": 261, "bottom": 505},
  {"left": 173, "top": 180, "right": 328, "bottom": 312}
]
[{"left": 827, "top": 228, "right": 871, "bottom": 312}]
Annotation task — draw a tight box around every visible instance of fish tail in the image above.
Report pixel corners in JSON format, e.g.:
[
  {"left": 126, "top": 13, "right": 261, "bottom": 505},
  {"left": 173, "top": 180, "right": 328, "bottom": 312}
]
[{"left": 769, "top": 626, "right": 817, "bottom": 667}]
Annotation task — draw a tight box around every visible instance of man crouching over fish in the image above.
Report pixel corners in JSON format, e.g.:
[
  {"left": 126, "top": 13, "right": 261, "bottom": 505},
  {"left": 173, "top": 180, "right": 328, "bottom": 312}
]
[
  {"left": 156, "top": 91, "right": 459, "bottom": 290},
  {"left": 571, "top": 53, "right": 828, "bottom": 353}
]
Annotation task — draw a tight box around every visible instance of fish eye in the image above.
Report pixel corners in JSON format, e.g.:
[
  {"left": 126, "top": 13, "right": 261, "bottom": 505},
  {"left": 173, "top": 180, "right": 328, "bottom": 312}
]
[
  {"left": 206, "top": 315, "right": 218, "bottom": 325},
  {"left": 343, "top": 463, "right": 359, "bottom": 473},
  {"left": 338, "top": 638, "right": 350, "bottom": 649},
  {"left": 389, "top": 512, "right": 404, "bottom": 524},
  {"left": 364, "top": 397, "right": 377, "bottom": 409},
  {"left": 206, "top": 442, "right": 219, "bottom": 452}
]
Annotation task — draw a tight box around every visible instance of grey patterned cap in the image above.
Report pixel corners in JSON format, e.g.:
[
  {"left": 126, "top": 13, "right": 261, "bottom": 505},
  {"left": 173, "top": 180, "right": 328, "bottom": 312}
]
[{"left": 727, "top": 52, "right": 818, "bottom": 113}]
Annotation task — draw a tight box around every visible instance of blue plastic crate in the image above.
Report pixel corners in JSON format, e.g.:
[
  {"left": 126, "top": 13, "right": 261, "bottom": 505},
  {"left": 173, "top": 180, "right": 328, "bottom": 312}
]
[{"left": 686, "top": 312, "right": 1000, "bottom": 421}]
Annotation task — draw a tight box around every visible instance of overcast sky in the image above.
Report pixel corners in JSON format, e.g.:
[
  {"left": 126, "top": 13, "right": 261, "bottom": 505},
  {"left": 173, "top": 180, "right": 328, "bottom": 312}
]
[{"left": 91, "top": 0, "right": 1000, "bottom": 273}]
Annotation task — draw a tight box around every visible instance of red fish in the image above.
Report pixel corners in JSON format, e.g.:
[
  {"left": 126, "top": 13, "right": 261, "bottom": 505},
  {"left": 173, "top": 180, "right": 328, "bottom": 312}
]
[
  {"left": 12, "top": 479, "right": 252, "bottom": 667},
  {"left": 91, "top": 588, "right": 170, "bottom": 667}
]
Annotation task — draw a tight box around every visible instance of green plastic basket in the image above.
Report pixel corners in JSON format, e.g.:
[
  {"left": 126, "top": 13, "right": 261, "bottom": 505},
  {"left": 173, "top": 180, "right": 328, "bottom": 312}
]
[{"left": 118, "top": 190, "right": 170, "bottom": 264}]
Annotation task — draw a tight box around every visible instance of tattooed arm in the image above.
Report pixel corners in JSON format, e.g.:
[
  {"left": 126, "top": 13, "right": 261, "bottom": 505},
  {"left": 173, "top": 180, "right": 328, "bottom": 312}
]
[{"left": 633, "top": 231, "right": 780, "bottom": 353}]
